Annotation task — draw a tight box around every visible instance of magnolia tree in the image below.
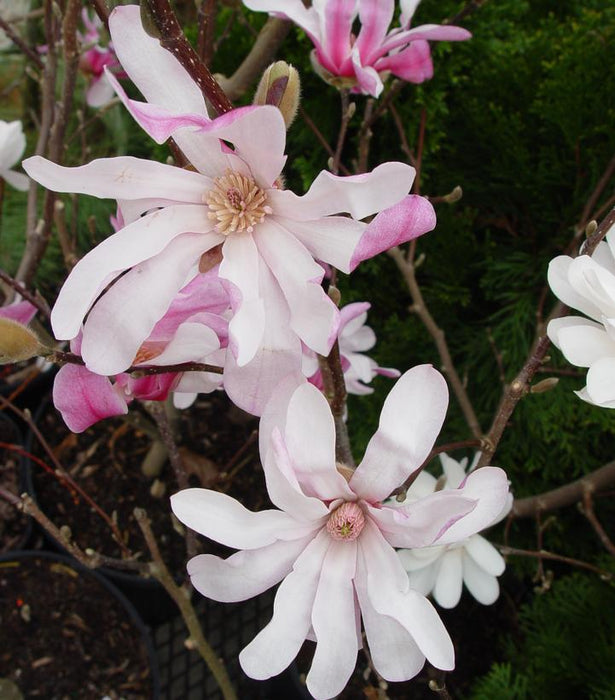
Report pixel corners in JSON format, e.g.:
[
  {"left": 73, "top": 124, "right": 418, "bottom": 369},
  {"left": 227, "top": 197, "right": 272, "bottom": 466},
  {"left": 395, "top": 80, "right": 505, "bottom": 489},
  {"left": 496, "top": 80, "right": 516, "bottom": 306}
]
[{"left": 0, "top": 1, "right": 613, "bottom": 698}]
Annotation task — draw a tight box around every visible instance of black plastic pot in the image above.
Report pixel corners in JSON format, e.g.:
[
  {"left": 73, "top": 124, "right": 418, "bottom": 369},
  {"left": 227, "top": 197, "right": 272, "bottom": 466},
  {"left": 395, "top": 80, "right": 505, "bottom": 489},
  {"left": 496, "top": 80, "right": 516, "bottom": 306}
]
[
  {"left": 0, "top": 412, "right": 32, "bottom": 552},
  {"left": 23, "top": 397, "right": 179, "bottom": 626},
  {"left": 0, "top": 550, "right": 161, "bottom": 698}
]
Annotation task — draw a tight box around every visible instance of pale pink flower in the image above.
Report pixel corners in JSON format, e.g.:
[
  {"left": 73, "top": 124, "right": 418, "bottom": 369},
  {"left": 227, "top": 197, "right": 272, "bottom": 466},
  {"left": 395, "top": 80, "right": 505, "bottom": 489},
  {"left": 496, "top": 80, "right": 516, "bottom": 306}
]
[
  {"left": 0, "top": 299, "right": 37, "bottom": 325},
  {"left": 24, "top": 5, "right": 436, "bottom": 416},
  {"left": 243, "top": 0, "right": 471, "bottom": 97},
  {"left": 547, "top": 232, "right": 615, "bottom": 408},
  {"left": 0, "top": 120, "right": 29, "bottom": 191},
  {"left": 304, "top": 301, "right": 399, "bottom": 395},
  {"left": 53, "top": 270, "right": 229, "bottom": 432},
  {"left": 396, "top": 453, "right": 512, "bottom": 608},
  {"left": 171, "top": 365, "right": 510, "bottom": 698}
]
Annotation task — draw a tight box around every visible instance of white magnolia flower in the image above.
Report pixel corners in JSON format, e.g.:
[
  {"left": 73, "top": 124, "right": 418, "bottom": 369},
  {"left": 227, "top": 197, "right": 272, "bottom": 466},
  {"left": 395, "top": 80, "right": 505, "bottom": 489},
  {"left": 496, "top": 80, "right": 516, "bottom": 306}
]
[
  {"left": 548, "top": 232, "right": 615, "bottom": 407},
  {"left": 0, "top": 120, "right": 28, "bottom": 191},
  {"left": 396, "top": 453, "right": 511, "bottom": 608}
]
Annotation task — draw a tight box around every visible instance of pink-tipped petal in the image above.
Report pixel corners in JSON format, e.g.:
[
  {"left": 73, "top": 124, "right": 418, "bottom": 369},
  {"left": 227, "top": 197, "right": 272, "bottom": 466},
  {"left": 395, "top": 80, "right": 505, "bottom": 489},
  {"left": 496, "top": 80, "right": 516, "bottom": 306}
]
[
  {"left": 377, "top": 40, "right": 434, "bottom": 83},
  {"left": 350, "top": 365, "right": 449, "bottom": 501},
  {"left": 350, "top": 195, "right": 436, "bottom": 271},
  {"left": 52, "top": 364, "right": 127, "bottom": 433},
  {"left": 355, "top": 0, "right": 395, "bottom": 63}
]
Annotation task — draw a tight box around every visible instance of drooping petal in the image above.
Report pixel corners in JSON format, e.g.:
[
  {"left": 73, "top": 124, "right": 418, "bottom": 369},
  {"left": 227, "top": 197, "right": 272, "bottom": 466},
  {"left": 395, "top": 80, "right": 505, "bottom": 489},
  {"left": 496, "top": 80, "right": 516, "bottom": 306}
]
[
  {"left": 1, "top": 169, "right": 29, "bottom": 191},
  {"left": 80, "top": 233, "right": 217, "bottom": 375},
  {"left": 350, "top": 365, "right": 448, "bottom": 501},
  {"left": 439, "top": 452, "right": 467, "bottom": 488},
  {"left": 23, "top": 155, "right": 210, "bottom": 203},
  {"left": 86, "top": 73, "right": 116, "bottom": 108},
  {"left": 255, "top": 220, "right": 338, "bottom": 355},
  {"left": 242, "top": 0, "right": 321, "bottom": 41},
  {"left": 355, "top": 549, "right": 426, "bottom": 682},
  {"left": 350, "top": 194, "right": 436, "bottom": 270},
  {"left": 145, "top": 322, "right": 220, "bottom": 366},
  {"left": 351, "top": 47, "right": 384, "bottom": 97},
  {"left": 267, "top": 161, "right": 415, "bottom": 221},
  {"left": 585, "top": 357, "right": 615, "bottom": 405},
  {"left": 361, "top": 521, "right": 454, "bottom": 670},
  {"left": 547, "top": 255, "right": 602, "bottom": 321},
  {"left": 433, "top": 549, "right": 463, "bottom": 608},
  {"left": 307, "top": 538, "right": 359, "bottom": 700},
  {"left": 52, "top": 364, "right": 127, "bottom": 432},
  {"left": 258, "top": 371, "right": 308, "bottom": 457},
  {"left": 239, "top": 529, "right": 330, "bottom": 680},
  {"left": 434, "top": 467, "right": 510, "bottom": 545},
  {"left": 284, "top": 382, "right": 355, "bottom": 500},
  {"left": 170, "top": 488, "right": 312, "bottom": 549},
  {"left": 462, "top": 553, "right": 500, "bottom": 605},
  {"left": 376, "top": 40, "right": 433, "bottom": 83},
  {"left": 464, "top": 535, "right": 506, "bottom": 577},
  {"left": 187, "top": 535, "right": 314, "bottom": 602},
  {"left": 377, "top": 24, "right": 472, "bottom": 60}
]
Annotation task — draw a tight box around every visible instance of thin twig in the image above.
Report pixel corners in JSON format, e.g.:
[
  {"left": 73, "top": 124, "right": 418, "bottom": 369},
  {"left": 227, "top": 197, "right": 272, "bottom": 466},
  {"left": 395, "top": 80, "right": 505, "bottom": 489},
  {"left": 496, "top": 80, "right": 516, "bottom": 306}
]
[
  {"left": 331, "top": 89, "right": 352, "bottom": 176},
  {"left": 497, "top": 544, "right": 613, "bottom": 580},
  {"left": 0, "top": 269, "right": 50, "bottom": 318},
  {"left": 387, "top": 246, "right": 483, "bottom": 439},
  {"left": 577, "top": 152, "right": 615, "bottom": 232},
  {"left": 0, "top": 13, "right": 44, "bottom": 68},
  {"left": 299, "top": 106, "right": 351, "bottom": 175},
  {"left": 579, "top": 491, "right": 615, "bottom": 557},
  {"left": 134, "top": 508, "right": 238, "bottom": 700}
]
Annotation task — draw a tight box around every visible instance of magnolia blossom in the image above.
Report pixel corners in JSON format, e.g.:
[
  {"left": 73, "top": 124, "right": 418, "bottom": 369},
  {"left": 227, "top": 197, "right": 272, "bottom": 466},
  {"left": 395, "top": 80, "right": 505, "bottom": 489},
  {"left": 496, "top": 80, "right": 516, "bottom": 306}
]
[
  {"left": 396, "top": 453, "right": 512, "bottom": 609},
  {"left": 547, "top": 232, "right": 615, "bottom": 407},
  {"left": 171, "top": 365, "right": 510, "bottom": 698},
  {"left": 243, "top": 0, "right": 471, "bottom": 97},
  {"left": 24, "top": 4, "right": 436, "bottom": 416},
  {"left": 304, "top": 301, "right": 399, "bottom": 394},
  {"left": 78, "top": 9, "right": 123, "bottom": 108},
  {"left": 53, "top": 270, "right": 229, "bottom": 432},
  {"left": 0, "top": 299, "right": 37, "bottom": 324},
  {"left": 0, "top": 120, "right": 28, "bottom": 191}
]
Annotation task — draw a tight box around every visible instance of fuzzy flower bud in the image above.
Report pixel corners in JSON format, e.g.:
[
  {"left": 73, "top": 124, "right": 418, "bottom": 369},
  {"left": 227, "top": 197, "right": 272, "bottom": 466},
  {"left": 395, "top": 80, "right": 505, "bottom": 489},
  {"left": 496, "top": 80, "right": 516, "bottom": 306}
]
[
  {"left": 253, "top": 61, "right": 300, "bottom": 129},
  {"left": 0, "top": 317, "right": 45, "bottom": 364}
]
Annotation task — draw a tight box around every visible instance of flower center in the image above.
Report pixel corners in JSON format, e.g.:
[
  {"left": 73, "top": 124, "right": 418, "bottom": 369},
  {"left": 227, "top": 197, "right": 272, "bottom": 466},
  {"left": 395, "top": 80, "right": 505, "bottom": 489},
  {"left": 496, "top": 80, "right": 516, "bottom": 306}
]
[
  {"left": 205, "top": 170, "right": 272, "bottom": 235},
  {"left": 326, "top": 501, "right": 365, "bottom": 541}
]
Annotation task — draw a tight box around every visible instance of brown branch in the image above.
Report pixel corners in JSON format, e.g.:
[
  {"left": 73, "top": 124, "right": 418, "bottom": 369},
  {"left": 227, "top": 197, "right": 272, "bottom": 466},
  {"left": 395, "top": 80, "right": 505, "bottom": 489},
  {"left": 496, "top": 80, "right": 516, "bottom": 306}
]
[
  {"left": 196, "top": 0, "right": 216, "bottom": 65},
  {"left": 497, "top": 544, "right": 613, "bottom": 580},
  {"left": 582, "top": 205, "right": 615, "bottom": 258},
  {"left": 0, "top": 13, "right": 44, "bottom": 68},
  {"left": 88, "top": 0, "right": 110, "bottom": 31},
  {"left": 390, "top": 102, "right": 416, "bottom": 167},
  {"left": 331, "top": 90, "right": 352, "bottom": 176},
  {"left": 577, "top": 152, "right": 615, "bottom": 232},
  {"left": 318, "top": 340, "right": 354, "bottom": 467},
  {"left": 0, "top": 269, "right": 50, "bottom": 318},
  {"left": 134, "top": 508, "right": 238, "bottom": 700},
  {"left": 219, "top": 17, "right": 291, "bottom": 101},
  {"left": 299, "top": 106, "right": 351, "bottom": 176},
  {"left": 387, "top": 246, "right": 483, "bottom": 439},
  {"left": 356, "top": 98, "right": 374, "bottom": 174},
  {"left": 143, "top": 0, "right": 233, "bottom": 115},
  {"left": 580, "top": 491, "right": 615, "bottom": 557},
  {"left": 513, "top": 460, "right": 615, "bottom": 518}
]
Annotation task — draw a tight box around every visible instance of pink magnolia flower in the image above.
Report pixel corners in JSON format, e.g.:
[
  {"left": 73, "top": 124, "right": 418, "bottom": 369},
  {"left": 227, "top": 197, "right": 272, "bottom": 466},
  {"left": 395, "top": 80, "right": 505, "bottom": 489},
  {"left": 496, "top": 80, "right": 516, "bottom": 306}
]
[
  {"left": 243, "top": 0, "right": 471, "bottom": 97},
  {"left": 396, "top": 453, "right": 512, "bottom": 608},
  {"left": 0, "top": 120, "right": 29, "bottom": 191},
  {"left": 78, "top": 9, "right": 124, "bottom": 108},
  {"left": 0, "top": 299, "right": 37, "bottom": 325},
  {"left": 23, "top": 4, "right": 436, "bottom": 416},
  {"left": 171, "top": 365, "right": 510, "bottom": 698},
  {"left": 304, "top": 301, "right": 399, "bottom": 394},
  {"left": 53, "top": 270, "right": 229, "bottom": 432}
]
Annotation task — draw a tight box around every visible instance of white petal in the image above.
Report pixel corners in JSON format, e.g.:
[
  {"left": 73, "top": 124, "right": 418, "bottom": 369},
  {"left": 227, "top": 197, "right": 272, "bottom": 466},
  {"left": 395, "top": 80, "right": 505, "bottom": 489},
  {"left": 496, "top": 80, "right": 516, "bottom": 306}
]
[
  {"left": 433, "top": 549, "right": 463, "bottom": 609},
  {"left": 548, "top": 255, "right": 602, "bottom": 321},
  {"left": 350, "top": 365, "right": 448, "bottom": 501},
  {"left": 462, "top": 553, "right": 500, "bottom": 605},
  {"left": 439, "top": 453, "right": 467, "bottom": 489},
  {"left": 464, "top": 535, "right": 506, "bottom": 577},
  {"left": 1, "top": 169, "right": 29, "bottom": 191},
  {"left": 547, "top": 316, "right": 615, "bottom": 367},
  {"left": 585, "top": 357, "right": 615, "bottom": 405}
]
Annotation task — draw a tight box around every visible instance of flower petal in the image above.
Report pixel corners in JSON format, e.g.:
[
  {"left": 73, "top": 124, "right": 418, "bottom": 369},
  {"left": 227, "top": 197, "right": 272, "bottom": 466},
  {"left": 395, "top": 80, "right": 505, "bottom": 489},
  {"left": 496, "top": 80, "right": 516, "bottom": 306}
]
[
  {"left": 548, "top": 316, "right": 615, "bottom": 367},
  {"left": 268, "top": 161, "right": 415, "bottom": 221},
  {"left": 52, "top": 364, "right": 127, "bottom": 432},
  {"left": 547, "top": 255, "right": 602, "bottom": 321},
  {"left": 464, "top": 535, "right": 506, "bottom": 577},
  {"left": 239, "top": 529, "right": 330, "bottom": 679},
  {"left": 1, "top": 169, "right": 29, "bottom": 191},
  {"left": 350, "top": 365, "right": 448, "bottom": 501},
  {"left": 350, "top": 195, "right": 436, "bottom": 270},
  {"left": 462, "top": 553, "right": 500, "bottom": 605},
  {"left": 433, "top": 549, "right": 463, "bottom": 609},
  {"left": 187, "top": 535, "right": 314, "bottom": 602},
  {"left": 355, "top": 0, "right": 395, "bottom": 63},
  {"left": 81, "top": 233, "right": 217, "bottom": 374},
  {"left": 307, "top": 539, "right": 359, "bottom": 700},
  {"left": 171, "top": 488, "right": 310, "bottom": 549},
  {"left": 585, "top": 357, "right": 615, "bottom": 405},
  {"left": 285, "top": 382, "right": 355, "bottom": 500},
  {"left": 377, "top": 40, "right": 434, "bottom": 83}
]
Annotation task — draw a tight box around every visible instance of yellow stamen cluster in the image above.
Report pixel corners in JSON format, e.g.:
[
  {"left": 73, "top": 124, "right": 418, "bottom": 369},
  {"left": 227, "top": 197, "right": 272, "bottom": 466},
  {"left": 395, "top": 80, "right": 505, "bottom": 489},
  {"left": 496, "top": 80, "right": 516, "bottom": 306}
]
[{"left": 205, "top": 170, "right": 271, "bottom": 235}]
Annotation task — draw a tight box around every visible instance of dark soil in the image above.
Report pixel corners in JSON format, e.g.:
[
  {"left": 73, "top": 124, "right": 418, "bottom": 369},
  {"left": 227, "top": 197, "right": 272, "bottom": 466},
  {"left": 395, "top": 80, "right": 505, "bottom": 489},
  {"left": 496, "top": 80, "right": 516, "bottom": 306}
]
[
  {"left": 29, "top": 392, "right": 262, "bottom": 574},
  {"left": 0, "top": 414, "right": 30, "bottom": 552},
  {"left": 0, "top": 553, "right": 155, "bottom": 698}
]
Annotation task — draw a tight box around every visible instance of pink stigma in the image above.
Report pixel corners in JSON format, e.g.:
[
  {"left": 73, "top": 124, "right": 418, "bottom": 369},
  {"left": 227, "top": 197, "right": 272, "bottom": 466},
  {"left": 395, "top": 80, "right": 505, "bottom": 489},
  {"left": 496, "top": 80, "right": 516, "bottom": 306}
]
[{"left": 326, "top": 502, "right": 365, "bottom": 541}]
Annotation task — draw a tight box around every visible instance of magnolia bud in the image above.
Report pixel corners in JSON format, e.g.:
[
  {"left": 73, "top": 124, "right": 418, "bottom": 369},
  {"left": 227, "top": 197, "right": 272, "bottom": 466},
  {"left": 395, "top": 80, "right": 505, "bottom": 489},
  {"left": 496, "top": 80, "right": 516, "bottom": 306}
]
[
  {"left": 0, "top": 318, "right": 45, "bottom": 364},
  {"left": 254, "top": 61, "right": 301, "bottom": 129},
  {"left": 530, "top": 377, "right": 560, "bottom": 394},
  {"left": 443, "top": 185, "right": 463, "bottom": 203}
]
